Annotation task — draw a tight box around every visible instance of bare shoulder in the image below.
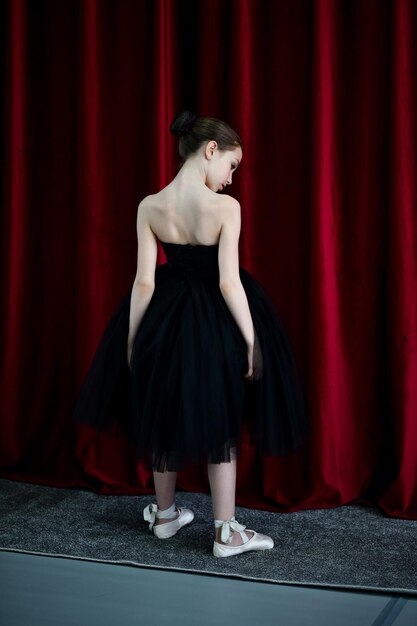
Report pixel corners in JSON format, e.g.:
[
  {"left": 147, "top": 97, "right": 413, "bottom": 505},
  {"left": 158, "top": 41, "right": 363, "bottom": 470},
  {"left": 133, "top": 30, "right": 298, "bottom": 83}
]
[
  {"left": 217, "top": 193, "right": 240, "bottom": 208},
  {"left": 136, "top": 195, "right": 158, "bottom": 223},
  {"left": 137, "top": 194, "right": 155, "bottom": 211},
  {"left": 135, "top": 196, "right": 157, "bottom": 234},
  {"left": 216, "top": 194, "right": 241, "bottom": 218}
]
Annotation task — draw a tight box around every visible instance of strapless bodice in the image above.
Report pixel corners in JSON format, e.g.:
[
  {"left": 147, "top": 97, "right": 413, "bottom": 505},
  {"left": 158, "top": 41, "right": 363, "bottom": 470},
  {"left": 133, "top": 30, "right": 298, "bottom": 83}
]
[{"left": 160, "top": 241, "right": 220, "bottom": 279}]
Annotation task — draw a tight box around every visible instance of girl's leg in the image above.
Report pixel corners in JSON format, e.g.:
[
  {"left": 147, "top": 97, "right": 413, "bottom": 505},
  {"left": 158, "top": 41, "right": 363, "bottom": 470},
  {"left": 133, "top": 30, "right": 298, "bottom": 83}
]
[
  {"left": 153, "top": 470, "right": 178, "bottom": 525},
  {"left": 207, "top": 447, "right": 253, "bottom": 546},
  {"left": 207, "top": 453, "right": 236, "bottom": 522}
]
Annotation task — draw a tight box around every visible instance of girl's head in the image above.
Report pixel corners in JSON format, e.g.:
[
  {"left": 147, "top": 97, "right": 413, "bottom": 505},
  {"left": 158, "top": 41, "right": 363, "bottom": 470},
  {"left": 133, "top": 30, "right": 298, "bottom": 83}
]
[
  {"left": 170, "top": 110, "right": 242, "bottom": 160},
  {"left": 170, "top": 110, "right": 242, "bottom": 192}
]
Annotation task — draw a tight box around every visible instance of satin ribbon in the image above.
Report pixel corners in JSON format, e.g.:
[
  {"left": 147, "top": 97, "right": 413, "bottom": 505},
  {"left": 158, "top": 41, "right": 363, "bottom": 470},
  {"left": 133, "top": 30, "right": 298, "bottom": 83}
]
[
  {"left": 143, "top": 503, "right": 158, "bottom": 530},
  {"left": 220, "top": 517, "right": 247, "bottom": 544}
]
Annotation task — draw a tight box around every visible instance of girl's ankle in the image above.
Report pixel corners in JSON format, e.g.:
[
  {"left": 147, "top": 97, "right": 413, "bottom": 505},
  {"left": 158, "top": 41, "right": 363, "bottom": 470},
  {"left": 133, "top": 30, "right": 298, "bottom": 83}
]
[
  {"left": 154, "top": 510, "right": 179, "bottom": 525},
  {"left": 154, "top": 502, "right": 178, "bottom": 525}
]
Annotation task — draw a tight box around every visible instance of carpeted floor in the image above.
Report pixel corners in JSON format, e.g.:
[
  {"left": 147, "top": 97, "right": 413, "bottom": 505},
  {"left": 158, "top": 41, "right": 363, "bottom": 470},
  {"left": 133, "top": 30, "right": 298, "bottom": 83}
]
[{"left": 0, "top": 478, "right": 415, "bottom": 595}]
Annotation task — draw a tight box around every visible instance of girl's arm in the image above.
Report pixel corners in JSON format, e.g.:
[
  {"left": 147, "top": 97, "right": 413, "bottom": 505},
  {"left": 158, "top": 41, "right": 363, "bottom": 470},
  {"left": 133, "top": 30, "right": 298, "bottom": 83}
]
[
  {"left": 127, "top": 200, "right": 158, "bottom": 365},
  {"left": 218, "top": 197, "right": 255, "bottom": 378}
]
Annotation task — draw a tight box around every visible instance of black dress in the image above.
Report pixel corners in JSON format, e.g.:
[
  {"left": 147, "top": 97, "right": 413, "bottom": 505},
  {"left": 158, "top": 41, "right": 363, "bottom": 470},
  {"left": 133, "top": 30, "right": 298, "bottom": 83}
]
[{"left": 72, "top": 240, "right": 309, "bottom": 471}]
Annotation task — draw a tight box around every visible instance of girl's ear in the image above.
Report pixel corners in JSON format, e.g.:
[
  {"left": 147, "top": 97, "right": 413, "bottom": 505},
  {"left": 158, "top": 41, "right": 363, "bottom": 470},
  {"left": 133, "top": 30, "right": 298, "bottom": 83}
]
[{"left": 205, "top": 140, "right": 218, "bottom": 160}]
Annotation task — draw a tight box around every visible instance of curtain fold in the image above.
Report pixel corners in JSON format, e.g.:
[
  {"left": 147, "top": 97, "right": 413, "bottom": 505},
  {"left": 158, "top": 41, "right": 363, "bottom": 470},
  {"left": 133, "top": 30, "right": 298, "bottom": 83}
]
[
  {"left": 1, "top": 0, "right": 416, "bottom": 519},
  {"left": 378, "top": 0, "right": 417, "bottom": 518}
]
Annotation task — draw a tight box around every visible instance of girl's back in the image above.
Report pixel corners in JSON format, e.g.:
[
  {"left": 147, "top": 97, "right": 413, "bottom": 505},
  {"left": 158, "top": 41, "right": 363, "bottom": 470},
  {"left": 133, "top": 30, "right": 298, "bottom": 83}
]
[{"left": 141, "top": 184, "right": 232, "bottom": 246}]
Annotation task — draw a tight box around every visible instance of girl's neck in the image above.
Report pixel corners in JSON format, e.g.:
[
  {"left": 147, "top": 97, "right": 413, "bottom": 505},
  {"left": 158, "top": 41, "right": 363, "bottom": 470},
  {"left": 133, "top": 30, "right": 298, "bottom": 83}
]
[{"left": 174, "top": 157, "right": 207, "bottom": 187}]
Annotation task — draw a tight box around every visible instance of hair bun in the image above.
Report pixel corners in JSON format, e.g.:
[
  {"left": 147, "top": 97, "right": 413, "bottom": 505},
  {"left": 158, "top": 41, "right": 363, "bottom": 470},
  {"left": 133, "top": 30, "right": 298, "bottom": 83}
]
[{"left": 170, "top": 109, "right": 197, "bottom": 137}]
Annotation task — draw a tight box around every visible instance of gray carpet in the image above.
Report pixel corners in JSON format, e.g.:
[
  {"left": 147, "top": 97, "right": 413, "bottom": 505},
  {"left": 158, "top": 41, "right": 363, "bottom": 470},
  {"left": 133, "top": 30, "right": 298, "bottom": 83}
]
[{"left": 0, "top": 478, "right": 416, "bottom": 595}]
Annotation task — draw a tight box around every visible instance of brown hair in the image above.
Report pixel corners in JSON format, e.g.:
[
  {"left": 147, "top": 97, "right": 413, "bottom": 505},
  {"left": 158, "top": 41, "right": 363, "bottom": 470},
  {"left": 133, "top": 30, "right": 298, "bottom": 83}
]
[{"left": 170, "top": 109, "right": 242, "bottom": 165}]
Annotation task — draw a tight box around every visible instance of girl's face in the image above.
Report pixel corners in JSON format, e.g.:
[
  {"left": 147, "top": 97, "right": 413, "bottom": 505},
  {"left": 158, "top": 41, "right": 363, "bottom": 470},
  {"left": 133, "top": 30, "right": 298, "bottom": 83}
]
[{"left": 205, "top": 144, "right": 242, "bottom": 192}]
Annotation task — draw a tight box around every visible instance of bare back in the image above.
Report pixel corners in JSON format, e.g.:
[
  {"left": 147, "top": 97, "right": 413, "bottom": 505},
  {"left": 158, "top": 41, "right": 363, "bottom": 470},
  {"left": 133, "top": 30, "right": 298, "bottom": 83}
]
[
  {"left": 143, "top": 184, "right": 232, "bottom": 246},
  {"left": 134, "top": 180, "right": 242, "bottom": 292}
]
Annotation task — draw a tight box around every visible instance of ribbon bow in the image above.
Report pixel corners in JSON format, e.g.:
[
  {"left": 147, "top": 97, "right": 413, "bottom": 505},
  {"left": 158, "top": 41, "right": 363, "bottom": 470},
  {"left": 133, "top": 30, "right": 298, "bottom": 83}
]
[
  {"left": 220, "top": 517, "right": 247, "bottom": 544},
  {"left": 143, "top": 503, "right": 158, "bottom": 530}
]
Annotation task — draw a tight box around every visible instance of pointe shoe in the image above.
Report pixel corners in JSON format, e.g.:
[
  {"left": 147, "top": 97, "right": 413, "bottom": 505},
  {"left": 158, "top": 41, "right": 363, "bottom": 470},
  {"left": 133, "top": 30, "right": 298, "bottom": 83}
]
[
  {"left": 213, "top": 516, "right": 274, "bottom": 557},
  {"left": 143, "top": 503, "right": 194, "bottom": 539}
]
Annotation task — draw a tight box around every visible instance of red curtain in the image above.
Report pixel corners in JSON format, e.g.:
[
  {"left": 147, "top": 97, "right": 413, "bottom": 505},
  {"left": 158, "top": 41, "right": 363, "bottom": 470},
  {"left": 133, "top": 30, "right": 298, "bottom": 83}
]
[{"left": 1, "top": 0, "right": 416, "bottom": 519}]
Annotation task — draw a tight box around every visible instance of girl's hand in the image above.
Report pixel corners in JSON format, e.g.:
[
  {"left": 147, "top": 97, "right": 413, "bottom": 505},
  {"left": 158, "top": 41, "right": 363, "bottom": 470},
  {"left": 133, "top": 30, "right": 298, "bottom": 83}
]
[
  {"left": 127, "top": 342, "right": 133, "bottom": 371},
  {"left": 244, "top": 345, "right": 254, "bottom": 381},
  {"left": 243, "top": 333, "right": 263, "bottom": 381}
]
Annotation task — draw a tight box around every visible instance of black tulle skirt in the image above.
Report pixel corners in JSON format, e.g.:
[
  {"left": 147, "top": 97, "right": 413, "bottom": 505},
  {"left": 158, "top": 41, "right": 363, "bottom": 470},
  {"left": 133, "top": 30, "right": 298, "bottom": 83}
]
[{"left": 72, "top": 243, "right": 309, "bottom": 471}]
